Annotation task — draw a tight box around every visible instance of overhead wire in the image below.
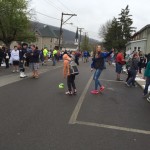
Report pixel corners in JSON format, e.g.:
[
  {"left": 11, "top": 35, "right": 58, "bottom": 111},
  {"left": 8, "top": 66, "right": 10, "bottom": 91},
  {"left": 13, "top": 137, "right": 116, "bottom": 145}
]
[
  {"left": 35, "top": 11, "right": 61, "bottom": 21},
  {"left": 43, "top": 0, "right": 63, "bottom": 12},
  {"left": 34, "top": 0, "right": 99, "bottom": 40},
  {"left": 56, "top": 0, "right": 74, "bottom": 14},
  {"left": 56, "top": 0, "right": 82, "bottom": 28}
]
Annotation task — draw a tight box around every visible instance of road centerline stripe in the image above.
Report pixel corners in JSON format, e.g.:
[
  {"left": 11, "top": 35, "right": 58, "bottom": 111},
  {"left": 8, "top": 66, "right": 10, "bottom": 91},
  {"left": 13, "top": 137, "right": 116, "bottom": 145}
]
[
  {"left": 100, "top": 79, "right": 125, "bottom": 83},
  {"left": 69, "top": 75, "right": 93, "bottom": 124}
]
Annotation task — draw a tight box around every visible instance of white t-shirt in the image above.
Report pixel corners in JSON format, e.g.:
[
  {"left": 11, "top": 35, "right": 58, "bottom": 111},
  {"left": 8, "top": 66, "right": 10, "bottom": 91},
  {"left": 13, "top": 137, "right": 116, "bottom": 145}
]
[{"left": 11, "top": 50, "right": 19, "bottom": 61}]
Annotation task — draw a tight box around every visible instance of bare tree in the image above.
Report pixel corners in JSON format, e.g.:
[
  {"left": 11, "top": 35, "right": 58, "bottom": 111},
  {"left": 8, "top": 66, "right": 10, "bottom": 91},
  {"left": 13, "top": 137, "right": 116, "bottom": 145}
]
[{"left": 99, "top": 20, "right": 112, "bottom": 41}]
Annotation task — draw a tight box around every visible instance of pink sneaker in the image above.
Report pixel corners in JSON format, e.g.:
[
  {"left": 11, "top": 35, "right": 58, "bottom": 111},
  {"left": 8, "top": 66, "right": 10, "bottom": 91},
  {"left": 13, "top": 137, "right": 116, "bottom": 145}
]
[
  {"left": 100, "top": 86, "right": 105, "bottom": 92},
  {"left": 91, "top": 90, "right": 99, "bottom": 94}
]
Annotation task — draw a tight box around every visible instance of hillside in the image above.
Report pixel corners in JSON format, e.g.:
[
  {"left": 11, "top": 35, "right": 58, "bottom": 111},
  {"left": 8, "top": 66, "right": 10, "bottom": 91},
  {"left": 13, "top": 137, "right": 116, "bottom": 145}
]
[{"left": 31, "top": 21, "right": 99, "bottom": 45}]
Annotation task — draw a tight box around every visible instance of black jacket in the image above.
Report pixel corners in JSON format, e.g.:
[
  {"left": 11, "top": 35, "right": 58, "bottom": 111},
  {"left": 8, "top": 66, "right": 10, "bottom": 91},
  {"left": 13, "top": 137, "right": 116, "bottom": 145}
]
[
  {"left": 0, "top": 49, "right": 4, "bottom": 58},
  {"left": 29, "top": 50, "right": 40, "bottom": 63}
]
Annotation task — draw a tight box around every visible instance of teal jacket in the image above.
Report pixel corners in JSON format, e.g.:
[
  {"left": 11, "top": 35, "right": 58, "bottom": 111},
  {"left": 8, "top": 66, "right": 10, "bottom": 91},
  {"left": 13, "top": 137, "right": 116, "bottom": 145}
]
[{"left": 144, "top": 61, "right": 150, "bottom": 77}]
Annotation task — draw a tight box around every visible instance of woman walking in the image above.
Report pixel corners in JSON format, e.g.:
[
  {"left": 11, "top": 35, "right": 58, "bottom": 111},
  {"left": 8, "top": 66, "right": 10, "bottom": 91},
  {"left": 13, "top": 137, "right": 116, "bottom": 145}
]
[{"left": 90, "top": 45, "right": 113, "bottom": 94}]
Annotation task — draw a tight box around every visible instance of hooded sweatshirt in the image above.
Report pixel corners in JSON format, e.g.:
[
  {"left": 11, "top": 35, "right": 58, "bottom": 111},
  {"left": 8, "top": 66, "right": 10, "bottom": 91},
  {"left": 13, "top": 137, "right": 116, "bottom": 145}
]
[{"left": 63, "top": 54, "right": 71, "bottom": 77}]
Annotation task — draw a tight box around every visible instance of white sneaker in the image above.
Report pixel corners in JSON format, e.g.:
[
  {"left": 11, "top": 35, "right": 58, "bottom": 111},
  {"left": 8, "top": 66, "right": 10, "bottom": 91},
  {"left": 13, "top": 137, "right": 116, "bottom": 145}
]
[
  {"left": 20, "top": 72, "right": 25, "bottom": 78},
  {"left": 22, "top": 72, "right": 27, "bottom": 77},
  {"left": 125, "top": 82, "right": 130, "bottom": 87},
  {"left": 147, "top": 97, "right": 150, "bottom": 103},
  {"left": 12, "top": 70, "right": 15, "bottom": 73},
  {"left": 65, "top": 91, "right": 72, "bottom": 95}
]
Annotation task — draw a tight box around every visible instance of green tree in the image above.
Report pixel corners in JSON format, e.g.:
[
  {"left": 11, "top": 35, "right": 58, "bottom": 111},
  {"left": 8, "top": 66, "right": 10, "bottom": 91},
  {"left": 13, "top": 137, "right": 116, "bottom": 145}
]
[
  {"left": 81, "top": 33, "right": 90, "bottom": 51},
  {"left": 0, "top": 0, "right": 36, "bottom": 48},
  {"left": 104, "top": 17, "right": 122, "bottom": 50},
  {"left": 100, "top": 5, "right": 135, "bottom": 51},
  {"left": 118, "top": 5, "right": 135, "bottom": 43}
]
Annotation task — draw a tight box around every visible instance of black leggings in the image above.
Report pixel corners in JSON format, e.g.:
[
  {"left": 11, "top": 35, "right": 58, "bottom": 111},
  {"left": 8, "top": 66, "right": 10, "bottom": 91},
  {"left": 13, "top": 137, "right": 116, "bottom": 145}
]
[
  {"left": 5, "top": 59, "right": 9, "bottom": 68},
  {"left": 0, "top": 58, "right": 2, "bottom": 67},
  {"left": 67, "top": 75, "right": 76, "bottom": 91},
  {"left": 19, "top": 61, "right": 25, "bottom": 72}
]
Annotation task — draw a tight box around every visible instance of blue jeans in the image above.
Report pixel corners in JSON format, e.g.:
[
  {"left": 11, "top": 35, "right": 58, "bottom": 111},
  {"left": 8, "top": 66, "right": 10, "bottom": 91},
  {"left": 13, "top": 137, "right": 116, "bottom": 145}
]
[
  {"left": 93, "top": 69, "right": 102, "bottom": 90},
  {"left": 53, "top": 57, "right": 56, "bottom": 66},
  {"left": 127, "top": 70, "right": 137, "bottom": 86},
  {"left": 144, "top": 77, "right": 150, "bottom": 95}
]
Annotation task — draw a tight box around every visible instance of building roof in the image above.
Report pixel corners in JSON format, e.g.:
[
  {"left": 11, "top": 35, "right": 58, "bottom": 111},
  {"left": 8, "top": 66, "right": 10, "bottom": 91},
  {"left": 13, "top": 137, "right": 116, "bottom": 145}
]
[
  {"left": 30, "top": 21, "right": 60, "bottom": 38},
  {"left": 132, "top": 24, "right": 150, "bottom": 37},
  {"left": 39, "top": 26, "right": 58, "bottom": 38},
  {"left": 30, "top": 21, "right": 99, "bottom": 44}
]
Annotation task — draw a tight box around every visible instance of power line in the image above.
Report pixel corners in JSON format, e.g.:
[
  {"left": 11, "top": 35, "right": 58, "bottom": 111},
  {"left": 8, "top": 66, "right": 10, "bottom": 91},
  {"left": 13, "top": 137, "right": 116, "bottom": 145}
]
[
  {"left": 56, "top": 0, "right": 74, "bottom": 14},
  {"left": 56, "top": 0, "right": 82, "bottom": 28},
  {"left": 43, "top": 0, "right": 62, "bottom": 12},
  {"left": 35, "top": 11, "right": 61, "bottom": 21}
]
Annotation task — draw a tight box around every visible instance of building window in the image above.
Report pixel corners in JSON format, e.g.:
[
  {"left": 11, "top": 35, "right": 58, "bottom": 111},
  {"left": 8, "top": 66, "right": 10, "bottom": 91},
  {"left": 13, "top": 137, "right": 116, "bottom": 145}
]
[
  {"left": 50, "top": 38, "right": 53, "bottom": 43},
  {"left": 138, "top": 47, "right": 141, "bottom": 51},
  {"left": 134, "top": 47, "right": 137, "bottom": 51}
]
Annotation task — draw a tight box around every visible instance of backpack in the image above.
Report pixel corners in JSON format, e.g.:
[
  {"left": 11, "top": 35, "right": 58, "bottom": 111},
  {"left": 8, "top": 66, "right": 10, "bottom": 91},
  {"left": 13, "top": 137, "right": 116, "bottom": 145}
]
[{"left": 69, "top": 60, "right": 79, "bottom": 75}]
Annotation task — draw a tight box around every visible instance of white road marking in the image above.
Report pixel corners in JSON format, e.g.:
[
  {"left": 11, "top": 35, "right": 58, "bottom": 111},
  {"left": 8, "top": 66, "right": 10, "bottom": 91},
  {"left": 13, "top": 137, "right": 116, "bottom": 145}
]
[
  {"left": 106, "top": 87, "right": 115, "bottom": 91},
  {"left": 100, "top": 79, "right": 125, "bottom": 83},
  {"left": 69, "top": 75, "right": 150, "bottom": 135},
  {"left": 75, "top": 121, "right": 150, "bottom": 135},
  {"left": 69, "top": 75, "right": 93, "bottom": 124}
]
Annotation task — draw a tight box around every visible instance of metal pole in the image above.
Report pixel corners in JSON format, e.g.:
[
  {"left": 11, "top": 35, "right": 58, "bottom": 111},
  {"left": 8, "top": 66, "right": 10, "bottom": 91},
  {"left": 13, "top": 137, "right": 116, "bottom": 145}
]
[
  {"left": 58, "top": 13, "right": 63, "bottom": 50},
  {"left": 78, "top": 28, "right": 84, "bottom": 51},
  {"left": 58, "top": 13, "right": 77, "bottom": 51}
]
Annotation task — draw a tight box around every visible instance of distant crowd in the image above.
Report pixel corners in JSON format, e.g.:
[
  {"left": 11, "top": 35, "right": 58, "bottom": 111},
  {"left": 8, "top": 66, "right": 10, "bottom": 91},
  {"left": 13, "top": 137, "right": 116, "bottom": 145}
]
[{"left": 0, "top": 43, "right": 87, "bottom": 78}]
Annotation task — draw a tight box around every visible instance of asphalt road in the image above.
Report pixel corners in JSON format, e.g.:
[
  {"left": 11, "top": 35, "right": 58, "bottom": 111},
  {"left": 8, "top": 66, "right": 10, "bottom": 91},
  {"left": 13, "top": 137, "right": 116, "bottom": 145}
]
[{"left": 0, "top": 61, "right": 150, "bottom": 150}]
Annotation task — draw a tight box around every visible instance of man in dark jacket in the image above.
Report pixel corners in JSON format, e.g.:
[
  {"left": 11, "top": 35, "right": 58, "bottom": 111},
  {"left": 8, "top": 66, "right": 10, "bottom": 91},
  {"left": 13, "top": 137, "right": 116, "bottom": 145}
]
[
  {"left": 126, "top": 53, "right": 139, "bottom": 87},
  {"left": 0, "top": 46, "right": 4, "bottom": 67},
  {"left": 18, "top": 43, "right": 28, "bottom": 78},
  {"left": 28, "top": 45, "right": 40, "bottom": 78}
]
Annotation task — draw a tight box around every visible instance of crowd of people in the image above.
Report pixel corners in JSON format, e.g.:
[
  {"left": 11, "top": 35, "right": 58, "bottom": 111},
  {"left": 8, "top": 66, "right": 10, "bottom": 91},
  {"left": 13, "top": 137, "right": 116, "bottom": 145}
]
[
  {"left": 1, "top": 43, "right": 150, "bottom": 100},
  {"left": 115, "top": 49, "right": 150, "bottom": 102},
  {"left": 88, "top": 45, "right": 150, "bottom": 104},
  {"left": 0, "top": 43, "right": 83, "bottom": 78}
]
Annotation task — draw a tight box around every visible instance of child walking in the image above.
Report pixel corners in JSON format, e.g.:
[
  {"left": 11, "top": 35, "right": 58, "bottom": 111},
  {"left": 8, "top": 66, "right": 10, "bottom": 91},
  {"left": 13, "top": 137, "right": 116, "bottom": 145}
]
[{"left": 63, "top": 53, "right": 77, "bottom": 95}]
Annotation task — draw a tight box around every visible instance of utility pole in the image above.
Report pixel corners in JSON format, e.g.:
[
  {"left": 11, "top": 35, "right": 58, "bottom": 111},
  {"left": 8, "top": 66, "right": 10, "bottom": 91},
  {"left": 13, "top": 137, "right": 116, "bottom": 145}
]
[
  {"left": 78, "top": 28, "right": 84, "bottom": 51},
  {"left": 58, "top": 13, "right": 77, "bottom": 50}
]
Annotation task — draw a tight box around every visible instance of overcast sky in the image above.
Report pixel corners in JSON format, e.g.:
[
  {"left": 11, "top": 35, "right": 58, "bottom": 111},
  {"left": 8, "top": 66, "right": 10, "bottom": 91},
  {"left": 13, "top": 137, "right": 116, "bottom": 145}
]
[{"left": 30, "top": 0, "right": 150, "bottom": 41}]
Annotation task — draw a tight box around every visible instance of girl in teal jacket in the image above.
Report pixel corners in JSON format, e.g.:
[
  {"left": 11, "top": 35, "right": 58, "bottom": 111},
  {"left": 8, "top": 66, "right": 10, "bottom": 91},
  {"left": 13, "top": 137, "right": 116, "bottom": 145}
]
[{"left": 143, "top": 61, "right": 150, "bottom": 99}]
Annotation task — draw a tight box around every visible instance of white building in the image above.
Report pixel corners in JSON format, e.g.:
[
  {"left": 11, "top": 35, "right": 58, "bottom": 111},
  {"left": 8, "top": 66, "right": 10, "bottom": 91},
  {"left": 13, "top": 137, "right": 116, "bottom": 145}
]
[{"left": 126, "top": 24, "right": 150, "bottom": 54}]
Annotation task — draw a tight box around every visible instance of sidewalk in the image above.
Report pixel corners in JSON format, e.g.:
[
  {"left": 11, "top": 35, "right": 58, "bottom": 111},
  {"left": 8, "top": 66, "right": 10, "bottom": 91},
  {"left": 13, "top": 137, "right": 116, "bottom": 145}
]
[
  {"left": 0, "top": 60, "right": 63, "bottom": 76},
  {"left": 0, "top": 61, "right": 63, "bottom": 87},
  {"left": 112, "top": 62, "right": 149, "bottom": 92}
]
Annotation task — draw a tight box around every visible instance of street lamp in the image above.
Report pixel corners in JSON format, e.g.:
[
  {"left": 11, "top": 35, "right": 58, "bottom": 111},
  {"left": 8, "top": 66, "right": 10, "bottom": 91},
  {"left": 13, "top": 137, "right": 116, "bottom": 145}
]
[{"left": 64, "top": 22, "right": 73, "bottom": 25}]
